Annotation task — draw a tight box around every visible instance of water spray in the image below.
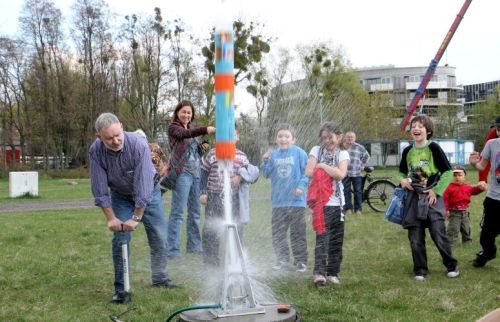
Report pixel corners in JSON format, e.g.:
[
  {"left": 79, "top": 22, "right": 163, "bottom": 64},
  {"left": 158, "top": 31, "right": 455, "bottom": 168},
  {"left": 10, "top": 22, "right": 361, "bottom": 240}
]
[{"left": 171, "top": 2, "right": 300, "bottom": 321}]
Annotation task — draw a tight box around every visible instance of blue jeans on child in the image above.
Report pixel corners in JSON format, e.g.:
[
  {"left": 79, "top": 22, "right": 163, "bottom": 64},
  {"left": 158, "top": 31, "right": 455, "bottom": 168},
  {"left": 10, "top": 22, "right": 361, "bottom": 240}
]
[
  {"left": 111, "top": 186, "right": 169, "bottom": 292},
  {"left": 343, "top": 176, "right": 364, "bottom": 212},
  {"left": 167, "top": 171, "right": 202, "bottom": 258}
]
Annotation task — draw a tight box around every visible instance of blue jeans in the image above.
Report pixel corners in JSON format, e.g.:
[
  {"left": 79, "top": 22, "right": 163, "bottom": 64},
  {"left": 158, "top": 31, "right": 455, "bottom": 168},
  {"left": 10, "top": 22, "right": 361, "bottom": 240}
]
[
  {"left": 167, "top": 171, "right": 202, "bottom": 257},
  {"left": 343, "top": 176, "right": 364, "bottom": 211},
  {"left": 111, "top": 186, "right": 169, "bottom": 292}
]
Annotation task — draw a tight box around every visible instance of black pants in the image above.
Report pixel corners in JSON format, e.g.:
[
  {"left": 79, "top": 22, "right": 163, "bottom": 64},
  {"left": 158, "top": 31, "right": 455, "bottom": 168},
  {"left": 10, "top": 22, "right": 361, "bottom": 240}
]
[
  {"left": 202, "top": 192, "right": 240, "bottom": 267},
  {"left": 479, "top": 197, "right": 500, "bottom": 259},
  {"left": 313, "top": 206, "right": 344, "bottom": 276},
  {"left": 271, "top": 207, "right": 308, "bottom": 265},
  {"left": 407, "top": 218, "right": 457, "bottom": 276}
]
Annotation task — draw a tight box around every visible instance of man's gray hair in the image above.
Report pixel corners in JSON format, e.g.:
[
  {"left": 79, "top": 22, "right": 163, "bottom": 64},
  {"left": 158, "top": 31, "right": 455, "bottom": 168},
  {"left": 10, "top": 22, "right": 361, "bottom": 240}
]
[{"left": 95, "top": 113, "right": 120, "bottom": 133}]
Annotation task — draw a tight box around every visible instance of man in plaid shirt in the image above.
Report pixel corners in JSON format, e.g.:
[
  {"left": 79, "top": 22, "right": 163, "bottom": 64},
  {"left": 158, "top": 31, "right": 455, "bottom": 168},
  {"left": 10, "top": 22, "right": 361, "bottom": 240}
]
[{"left": 342, "top": 131, "right": 370, "bottom": 215}]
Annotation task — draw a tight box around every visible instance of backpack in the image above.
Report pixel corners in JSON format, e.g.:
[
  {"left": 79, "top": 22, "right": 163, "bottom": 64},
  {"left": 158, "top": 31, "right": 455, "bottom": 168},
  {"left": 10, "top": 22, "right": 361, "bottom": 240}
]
[{"left": 385, "top": 187, "right": 408, "bottom": 225}]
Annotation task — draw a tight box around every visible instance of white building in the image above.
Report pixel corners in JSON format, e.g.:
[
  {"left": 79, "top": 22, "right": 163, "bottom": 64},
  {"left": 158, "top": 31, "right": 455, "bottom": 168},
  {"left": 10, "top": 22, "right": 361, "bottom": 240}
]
[
  {"left": 362, "top": 139, "right": 474, "bottom": 167},
  {"left": 356, "top": 65, "right": 463, "bottom": 115}
]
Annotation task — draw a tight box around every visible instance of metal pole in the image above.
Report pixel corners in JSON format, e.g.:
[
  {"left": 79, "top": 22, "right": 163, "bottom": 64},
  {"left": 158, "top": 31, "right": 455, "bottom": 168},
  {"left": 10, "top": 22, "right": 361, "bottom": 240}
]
[{"left": 319, "top": 93, "right": 324, "bottom": 125}]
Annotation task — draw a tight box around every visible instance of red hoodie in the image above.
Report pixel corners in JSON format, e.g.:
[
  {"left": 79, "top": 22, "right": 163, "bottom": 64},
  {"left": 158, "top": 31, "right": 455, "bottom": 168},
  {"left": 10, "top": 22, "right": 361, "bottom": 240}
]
[
  {"left": 443, "top": 182, "right": 483, "bottom": 211},
  {"left": 307, "top": 168, "right": 333, "bottom": 234}
]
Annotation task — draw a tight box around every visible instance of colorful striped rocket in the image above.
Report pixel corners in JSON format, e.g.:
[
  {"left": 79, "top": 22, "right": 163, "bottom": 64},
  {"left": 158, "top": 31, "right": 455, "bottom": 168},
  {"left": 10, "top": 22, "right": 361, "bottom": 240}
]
[{"left": 214, "top": 24, "right": 236, "bottom": 160}]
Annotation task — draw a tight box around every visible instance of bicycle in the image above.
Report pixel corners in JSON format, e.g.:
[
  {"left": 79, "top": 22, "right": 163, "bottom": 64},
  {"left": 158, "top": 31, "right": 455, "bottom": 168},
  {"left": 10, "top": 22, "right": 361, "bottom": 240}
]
[{"left": 360, "top": 166, "right": 397, "bottom": 213}]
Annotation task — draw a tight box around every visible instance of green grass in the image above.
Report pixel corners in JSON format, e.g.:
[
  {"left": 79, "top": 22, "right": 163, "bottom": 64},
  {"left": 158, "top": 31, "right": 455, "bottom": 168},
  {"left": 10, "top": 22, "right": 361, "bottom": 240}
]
[
  {"left": 0, "top": 168, "right": 498, "bottom": 321},
  {"left": 0, "top": 177, "right": 92, "bottom": 203}
]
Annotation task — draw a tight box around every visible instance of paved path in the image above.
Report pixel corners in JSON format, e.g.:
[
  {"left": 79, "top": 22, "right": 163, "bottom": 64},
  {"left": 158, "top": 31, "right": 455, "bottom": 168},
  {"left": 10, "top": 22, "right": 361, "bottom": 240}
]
[{"left": 0, "top": 193, "right": 271, "bottom": 212}]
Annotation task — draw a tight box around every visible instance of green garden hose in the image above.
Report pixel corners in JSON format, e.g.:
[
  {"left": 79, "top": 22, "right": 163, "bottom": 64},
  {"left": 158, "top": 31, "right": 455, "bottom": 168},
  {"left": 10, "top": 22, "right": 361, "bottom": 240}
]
[{"left": 165, "top": 304, "right": 221, "bottom": 322}]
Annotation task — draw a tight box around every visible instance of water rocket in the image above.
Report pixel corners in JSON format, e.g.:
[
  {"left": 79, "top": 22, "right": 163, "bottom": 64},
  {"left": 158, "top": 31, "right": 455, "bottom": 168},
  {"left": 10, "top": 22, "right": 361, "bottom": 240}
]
[{"left": 214, "top": 6, "right": 236, "bottom": 160}]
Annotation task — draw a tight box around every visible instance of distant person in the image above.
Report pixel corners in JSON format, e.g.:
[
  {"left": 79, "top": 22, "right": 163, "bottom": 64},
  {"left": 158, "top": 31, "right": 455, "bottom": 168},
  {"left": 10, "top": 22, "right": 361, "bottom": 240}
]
[
  {"left": 89, "top": 113, "right": 178, "bottom": 304},
  {"left": 443, "top": 165, "right": 487, "bottom": 248},
  {"left": 166, "top": 100, "right": 215, "bottom": 259},
  {"left": 261, "top": 123, "right": 309, "bottom": 273},
  {"left": 200, "top": 127, "right": 259, "bottom": 267},
  {"left": 306, "top": 122, "right": 349, "bottom": 286},
  {"left": 469, "top": 120, "right": 500, "bottom": 268},
  {"left": 342, "top": 131, "right": 370, "bottom": 215},
  {"left": 398, "top": 115, "right": 459, "bottom": 281},
  {"left": 134, "top": 129, "right": 167, "bottom": 178},
  {"left": 478, "top": 116, "right": 500, "bottom": 182}
]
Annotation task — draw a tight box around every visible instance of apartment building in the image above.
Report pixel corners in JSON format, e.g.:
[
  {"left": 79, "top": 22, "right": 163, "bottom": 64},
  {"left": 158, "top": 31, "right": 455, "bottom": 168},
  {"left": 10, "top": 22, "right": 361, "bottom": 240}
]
[
  {"left": 356, "top": 65, "right": 463, "bottom": 115},
  {"left": 462, "top": 79, "right": 500, "bottom": 111}
]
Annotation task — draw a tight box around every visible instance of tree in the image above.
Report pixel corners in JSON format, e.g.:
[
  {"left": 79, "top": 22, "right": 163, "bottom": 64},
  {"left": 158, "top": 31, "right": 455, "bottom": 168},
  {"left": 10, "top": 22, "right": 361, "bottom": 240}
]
[
  {"left": 435, "top": 105, "right": 462, "bottom": 138},
  {"left": 0, "top": 37, "right": 24, "bottom": 171},
  {"left": 201, "top": 19, "right": 271, "bottom": 120},
  {"left": 72, "top": 0, "right": 117, "bottom": 165},
  {"left": 119, "top": 9, "right": 170, "bottom": 139},
  {"left": 267, "top": 43, "right": 368, "bottom": 150},
  {"left": 467, "top": 86, "right": 500, "bottom": 150},
  {"left": 246, "top": 64, "right": 269, "bottom": 126},
  {"left": 19, "top": 0, "right": 64, "bottom": 170}
]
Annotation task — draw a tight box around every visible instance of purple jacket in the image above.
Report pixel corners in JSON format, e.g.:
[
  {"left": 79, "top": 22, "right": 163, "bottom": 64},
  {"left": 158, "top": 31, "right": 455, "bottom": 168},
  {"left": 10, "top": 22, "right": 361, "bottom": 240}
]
[{"left": 168, "top": 120, "right": 208, "bottom": 173}]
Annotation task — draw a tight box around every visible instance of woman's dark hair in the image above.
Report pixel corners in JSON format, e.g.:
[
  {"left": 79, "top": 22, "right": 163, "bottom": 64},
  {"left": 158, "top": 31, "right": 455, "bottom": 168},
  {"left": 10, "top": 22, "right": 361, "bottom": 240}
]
[
  {"left": 410, "top": 114, "right": 434, "bottom": 139},
  {"left": 172, "top": 100, "right": 196, "bottom": 123},
  {"left": 319, "top": 122, "right": 342, "bottom": 137},
  {"left": 319, "top": 122, "right": 347, "bottom": 149}
]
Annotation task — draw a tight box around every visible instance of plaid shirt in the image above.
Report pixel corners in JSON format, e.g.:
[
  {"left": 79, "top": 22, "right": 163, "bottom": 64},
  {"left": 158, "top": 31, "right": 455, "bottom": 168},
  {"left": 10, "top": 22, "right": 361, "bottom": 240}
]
[
  {"left": 346, "top": 142, "right": 370, "bottom": 177},
  {"left": 201, "top": 148, "right": 249, "bottom": 194}
]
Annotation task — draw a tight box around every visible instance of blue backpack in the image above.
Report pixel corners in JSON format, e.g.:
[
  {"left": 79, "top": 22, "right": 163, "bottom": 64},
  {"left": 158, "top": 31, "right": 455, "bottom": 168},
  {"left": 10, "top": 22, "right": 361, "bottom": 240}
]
[{"left": 385, "top": 187, "right": 408, "bottom": 225}]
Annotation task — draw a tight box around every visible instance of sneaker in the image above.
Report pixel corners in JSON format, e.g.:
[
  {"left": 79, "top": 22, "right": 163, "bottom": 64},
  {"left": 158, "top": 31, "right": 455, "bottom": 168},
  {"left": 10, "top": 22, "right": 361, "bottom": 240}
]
[
  {"left": 472, "top": 251, "right": 494, "bottom": 268},
  {"left": 414, "top": 275, "right": 426, "bottom": 281},
  {"left": 313, "top": 274, "right": 326, "bottom": 286},
  {"left": 345, "top": 209, "right": 352, "bottom": 215},
  {"left": 152, "top": 279, "right": 181, "bottom": 289},
  {"left": 111, "top": 291, "right": 131, "bottom": 304},
  {"left": 355, "top": 210, "right": 363, "bottom": 215},
  {"left": 272, "top": 261, "right": 288, "bottom": 271},
  {"left": 447, "top": 269, "right": 460, "bottom": 278},
  {"left": 326, "top": 275, "right": 340, "bottom": 284},
  {"left": 296, "top": 263, "right": 307, "bottom": 272}
]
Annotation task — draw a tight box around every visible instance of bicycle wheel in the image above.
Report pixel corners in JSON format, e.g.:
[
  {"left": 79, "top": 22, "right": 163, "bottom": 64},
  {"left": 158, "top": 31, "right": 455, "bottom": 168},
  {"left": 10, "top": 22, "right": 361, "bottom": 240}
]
[{"left": 365, "top": 179, "right": 397, "bottom": 213}]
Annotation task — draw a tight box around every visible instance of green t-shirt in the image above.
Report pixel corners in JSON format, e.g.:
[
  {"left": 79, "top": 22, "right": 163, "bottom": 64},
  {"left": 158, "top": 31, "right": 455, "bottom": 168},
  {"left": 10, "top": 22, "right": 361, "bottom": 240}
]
[{"left": 397, "top": 141, "right": 452, "bottom": 196}]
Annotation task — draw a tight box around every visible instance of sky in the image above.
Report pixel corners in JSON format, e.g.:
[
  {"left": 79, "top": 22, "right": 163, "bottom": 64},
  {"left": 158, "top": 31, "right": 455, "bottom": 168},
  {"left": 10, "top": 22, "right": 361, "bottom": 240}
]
[{"left": 1, "top": 0, "right": 499, "bottom": 112}]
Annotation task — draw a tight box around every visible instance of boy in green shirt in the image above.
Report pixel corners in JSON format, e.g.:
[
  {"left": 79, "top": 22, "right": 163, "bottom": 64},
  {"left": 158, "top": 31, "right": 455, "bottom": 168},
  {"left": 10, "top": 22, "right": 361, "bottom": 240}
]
[{"left": 397, "top": 115, "right": 459, "bottom": 281}]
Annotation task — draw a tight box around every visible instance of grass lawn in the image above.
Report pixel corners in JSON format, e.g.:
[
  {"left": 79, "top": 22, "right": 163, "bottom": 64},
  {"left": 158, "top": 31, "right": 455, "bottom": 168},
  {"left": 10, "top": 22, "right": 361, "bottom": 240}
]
[
  {"left": 0, "top": 177, "right": 92, "bottom": 203},
  {"left": 0, "top": 168, "right": 498, "bottom": 321}
]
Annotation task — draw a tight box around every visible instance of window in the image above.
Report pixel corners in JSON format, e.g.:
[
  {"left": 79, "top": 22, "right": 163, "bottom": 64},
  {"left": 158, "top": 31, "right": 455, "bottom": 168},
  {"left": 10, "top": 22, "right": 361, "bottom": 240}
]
[
  {"left": 381, "top": 77, "right": 392, "bottom": 84},
  {"left": 409, "top": 75, "right": 422, "bottom": 83}
]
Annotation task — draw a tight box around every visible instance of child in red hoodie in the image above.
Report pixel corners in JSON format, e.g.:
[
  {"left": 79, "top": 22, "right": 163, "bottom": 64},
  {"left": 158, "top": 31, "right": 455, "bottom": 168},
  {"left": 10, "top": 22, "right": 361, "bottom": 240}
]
[{"left": 443, "top": 165, "right": 487, "bottom": 247}]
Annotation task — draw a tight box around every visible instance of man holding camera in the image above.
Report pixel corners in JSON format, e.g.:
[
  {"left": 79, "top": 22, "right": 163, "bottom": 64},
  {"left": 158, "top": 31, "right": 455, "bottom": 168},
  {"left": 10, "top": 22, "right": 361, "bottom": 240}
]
[{"left": 469, "top": 118, "right": 500, "bottom": 268}]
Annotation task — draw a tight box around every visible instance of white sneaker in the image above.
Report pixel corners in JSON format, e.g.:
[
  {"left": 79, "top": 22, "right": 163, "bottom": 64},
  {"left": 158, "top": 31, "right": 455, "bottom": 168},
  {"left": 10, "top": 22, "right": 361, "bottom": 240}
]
[
  {"left": 447, "top": 270, "right": 460, "bottom": 278},
  {"left": 414, "top": 275, "right": 426, "bottom": 281},
  {"left": 326, "top": 275, "right": 340, "bottom": 284},
  {"left": 313, "top": 274, "right": 326, "bottom": 286}
]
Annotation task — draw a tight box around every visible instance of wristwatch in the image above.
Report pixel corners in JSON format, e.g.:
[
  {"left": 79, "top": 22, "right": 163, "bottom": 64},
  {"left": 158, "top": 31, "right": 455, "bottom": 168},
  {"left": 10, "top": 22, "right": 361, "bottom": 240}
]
[{"left": 132, "top": 214, "right": 142, "bottom": 223}]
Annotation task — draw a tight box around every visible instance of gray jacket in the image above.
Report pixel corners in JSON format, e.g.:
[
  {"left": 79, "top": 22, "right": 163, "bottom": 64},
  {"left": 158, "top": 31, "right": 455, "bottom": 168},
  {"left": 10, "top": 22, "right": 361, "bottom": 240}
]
[{"left": 237, "top": 164, "right": 260, "bottom": 223}]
